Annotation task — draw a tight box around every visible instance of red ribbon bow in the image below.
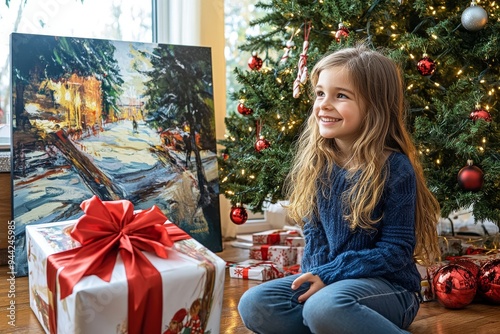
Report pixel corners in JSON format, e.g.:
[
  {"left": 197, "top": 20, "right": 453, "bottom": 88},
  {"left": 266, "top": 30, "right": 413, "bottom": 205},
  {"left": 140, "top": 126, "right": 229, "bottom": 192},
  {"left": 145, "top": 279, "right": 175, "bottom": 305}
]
[{"left": 46, "top": 195, "right": 190, "bottom": 334}]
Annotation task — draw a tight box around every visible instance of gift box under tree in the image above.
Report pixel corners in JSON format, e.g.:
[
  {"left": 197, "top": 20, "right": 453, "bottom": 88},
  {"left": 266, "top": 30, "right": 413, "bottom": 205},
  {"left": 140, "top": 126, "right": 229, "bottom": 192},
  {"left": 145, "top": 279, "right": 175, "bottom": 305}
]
[
  {"left": 228, "top": 260, "right": 283, "bottom": 281},
  {"left": 249, "top": 244, "right": 296, "bottom": 267},
  {"left": 252, "top": 229, "right": 300, "bottom": 245},
  {"left": 27, "top": 196, "right": 225, "bottom": 334}
]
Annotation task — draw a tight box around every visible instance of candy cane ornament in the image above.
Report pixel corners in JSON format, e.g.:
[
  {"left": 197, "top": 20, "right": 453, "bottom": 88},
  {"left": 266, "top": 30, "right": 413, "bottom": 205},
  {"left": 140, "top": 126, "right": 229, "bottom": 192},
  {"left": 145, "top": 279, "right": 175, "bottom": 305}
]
[
  {"left": 293, "top": 23, "right": 312, "bottom": 98},
  {"left": 280, "top": 30, "right": 296, "bottom": 63}
]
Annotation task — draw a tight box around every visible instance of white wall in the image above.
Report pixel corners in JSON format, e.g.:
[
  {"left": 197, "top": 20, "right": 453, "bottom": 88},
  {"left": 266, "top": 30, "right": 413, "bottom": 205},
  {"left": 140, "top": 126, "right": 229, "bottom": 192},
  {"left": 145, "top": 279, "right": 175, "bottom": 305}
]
[{"left": 199, "top": 0, "right": 238, "bottom": 239}]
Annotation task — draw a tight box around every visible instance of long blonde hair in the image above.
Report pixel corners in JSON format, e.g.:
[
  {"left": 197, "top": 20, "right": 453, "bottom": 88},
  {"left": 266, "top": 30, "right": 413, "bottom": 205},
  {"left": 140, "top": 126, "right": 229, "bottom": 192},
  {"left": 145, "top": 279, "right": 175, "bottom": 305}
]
[{"left": 285, "top": 44, "right": 440, "bottom": 264}]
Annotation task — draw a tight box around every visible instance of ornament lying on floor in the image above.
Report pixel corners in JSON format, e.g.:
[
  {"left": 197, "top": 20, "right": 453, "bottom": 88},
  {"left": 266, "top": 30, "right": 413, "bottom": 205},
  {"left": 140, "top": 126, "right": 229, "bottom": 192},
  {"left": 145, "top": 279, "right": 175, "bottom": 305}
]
[
  {"left": 477, "top": 259, "right": 500, "bottom": 304},
  {"left": 433, "top": 264, "right": 477, "bottom": 309}
]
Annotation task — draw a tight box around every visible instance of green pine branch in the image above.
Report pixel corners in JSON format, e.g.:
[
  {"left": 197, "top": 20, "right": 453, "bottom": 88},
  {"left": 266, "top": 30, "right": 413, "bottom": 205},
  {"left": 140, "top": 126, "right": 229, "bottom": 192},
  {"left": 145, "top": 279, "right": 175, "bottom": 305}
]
[{"left": 219, "top": 0, "right": 500, "bottom": 226}]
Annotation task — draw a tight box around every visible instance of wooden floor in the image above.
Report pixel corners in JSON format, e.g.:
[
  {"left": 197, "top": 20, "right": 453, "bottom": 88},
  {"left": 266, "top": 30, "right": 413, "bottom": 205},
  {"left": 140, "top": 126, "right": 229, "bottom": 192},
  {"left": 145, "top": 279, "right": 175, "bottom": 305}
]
[{"left": 1, "top": 242, "right": 499, "bottom": 333}]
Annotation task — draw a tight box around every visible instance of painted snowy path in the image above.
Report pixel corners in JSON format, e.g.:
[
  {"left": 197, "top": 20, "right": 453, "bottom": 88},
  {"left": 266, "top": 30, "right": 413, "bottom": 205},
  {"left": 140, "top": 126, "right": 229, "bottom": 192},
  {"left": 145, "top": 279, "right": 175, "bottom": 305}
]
[
  {"left": 76, "top": 119, "right": 218, "bottom": 206},
  {"left": 13, "top": 119, "right": 219, "bottom": 276},
  {"left": 75, "top": 119, "right": 179, "bottom": 201}
]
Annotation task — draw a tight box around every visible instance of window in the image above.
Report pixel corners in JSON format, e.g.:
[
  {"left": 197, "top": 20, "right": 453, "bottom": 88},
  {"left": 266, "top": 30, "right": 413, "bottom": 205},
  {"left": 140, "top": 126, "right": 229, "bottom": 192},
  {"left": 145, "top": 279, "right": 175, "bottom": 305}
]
[
  {"left": 224, "top": 1, "right": 280, "bottom": 234},
  {"left": 224, "top": 0, "right": 268, "bottom": 114},
  {"left": 0, "top": 0, "right": 152, "bottom": 149}
]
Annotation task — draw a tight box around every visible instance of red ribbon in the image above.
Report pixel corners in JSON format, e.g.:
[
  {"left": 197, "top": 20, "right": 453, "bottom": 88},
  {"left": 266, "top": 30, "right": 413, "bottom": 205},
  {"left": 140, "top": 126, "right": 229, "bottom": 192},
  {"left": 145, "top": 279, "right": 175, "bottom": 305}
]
[
  {"left": 46, "top": 196, "right": 190, "bottom": 334},
  {"left": 243, "top": 267, "right": 250, "bottom": 279},
  {"left": 267, "top": 233, "right": 281, "bottom": 245},
  {"left": 260, "top": 245, "right": 269, "bottom": 260},
  {"left": 266, "top": 230, "right": 298, "bottom": 245}
]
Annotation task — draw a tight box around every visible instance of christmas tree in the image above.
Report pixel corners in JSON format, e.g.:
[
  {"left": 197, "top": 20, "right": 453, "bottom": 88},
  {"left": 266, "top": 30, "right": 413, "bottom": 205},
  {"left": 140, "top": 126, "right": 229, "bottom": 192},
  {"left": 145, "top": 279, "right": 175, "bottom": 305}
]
[{"left": 218, "top": 0, "right": 500, "bottom": 226}]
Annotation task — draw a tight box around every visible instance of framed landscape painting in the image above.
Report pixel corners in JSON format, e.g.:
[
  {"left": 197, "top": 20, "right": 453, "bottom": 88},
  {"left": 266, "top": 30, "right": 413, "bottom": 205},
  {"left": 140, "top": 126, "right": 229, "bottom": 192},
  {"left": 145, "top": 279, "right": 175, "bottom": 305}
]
[{"left": 11, "top": 33, "right": 222, "bottom": 276}]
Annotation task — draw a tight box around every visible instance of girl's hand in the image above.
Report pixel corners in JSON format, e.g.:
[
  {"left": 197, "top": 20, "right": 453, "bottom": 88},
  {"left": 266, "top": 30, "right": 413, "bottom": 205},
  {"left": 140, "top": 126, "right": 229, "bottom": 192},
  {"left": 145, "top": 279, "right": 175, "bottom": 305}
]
[{"left": 291, "top": 272, "right": 325, "bottom": 303}]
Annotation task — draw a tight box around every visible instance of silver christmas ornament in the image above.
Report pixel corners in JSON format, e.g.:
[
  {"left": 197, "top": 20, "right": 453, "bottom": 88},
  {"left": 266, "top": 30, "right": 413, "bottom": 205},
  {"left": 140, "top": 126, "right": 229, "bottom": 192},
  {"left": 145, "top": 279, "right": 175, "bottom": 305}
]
[{"left": 461, "top": 2, "right": 488, "bottom": 31}]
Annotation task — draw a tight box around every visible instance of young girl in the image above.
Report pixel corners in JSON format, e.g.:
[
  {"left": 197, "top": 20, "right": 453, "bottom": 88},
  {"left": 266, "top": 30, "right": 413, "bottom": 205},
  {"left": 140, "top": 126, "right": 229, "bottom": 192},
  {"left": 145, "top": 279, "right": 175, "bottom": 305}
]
[{"left": 238, "top": 44, "right": 440, "bottom": 334}]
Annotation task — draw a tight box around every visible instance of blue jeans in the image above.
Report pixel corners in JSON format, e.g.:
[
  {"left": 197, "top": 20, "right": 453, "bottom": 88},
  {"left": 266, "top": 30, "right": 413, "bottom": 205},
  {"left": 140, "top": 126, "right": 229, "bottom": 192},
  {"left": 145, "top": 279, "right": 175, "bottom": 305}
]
[{"left": 238, "top": 274, "right": 420, "bottom": 334}]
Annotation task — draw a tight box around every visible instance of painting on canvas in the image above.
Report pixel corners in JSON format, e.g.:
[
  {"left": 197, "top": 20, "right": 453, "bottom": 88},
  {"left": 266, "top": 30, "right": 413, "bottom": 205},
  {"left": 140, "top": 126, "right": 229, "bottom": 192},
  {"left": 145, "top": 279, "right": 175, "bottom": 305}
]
[{"left": 11, "top": 33, "right": 222, "bottom": 276}]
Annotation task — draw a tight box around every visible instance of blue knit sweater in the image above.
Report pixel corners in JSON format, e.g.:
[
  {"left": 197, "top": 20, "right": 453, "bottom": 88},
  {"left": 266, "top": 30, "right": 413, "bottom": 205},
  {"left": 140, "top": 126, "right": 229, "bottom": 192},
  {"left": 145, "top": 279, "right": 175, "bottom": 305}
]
[{"left": 301, "top": 152, "right": 421, "bottom": 293}]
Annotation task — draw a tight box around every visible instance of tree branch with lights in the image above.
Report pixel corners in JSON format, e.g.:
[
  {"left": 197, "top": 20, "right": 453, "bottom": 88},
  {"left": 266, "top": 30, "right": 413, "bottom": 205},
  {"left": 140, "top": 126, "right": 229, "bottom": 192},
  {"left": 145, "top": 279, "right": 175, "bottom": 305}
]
[{"left": 218, "top": 0, "right": 500, "bottom": 225}]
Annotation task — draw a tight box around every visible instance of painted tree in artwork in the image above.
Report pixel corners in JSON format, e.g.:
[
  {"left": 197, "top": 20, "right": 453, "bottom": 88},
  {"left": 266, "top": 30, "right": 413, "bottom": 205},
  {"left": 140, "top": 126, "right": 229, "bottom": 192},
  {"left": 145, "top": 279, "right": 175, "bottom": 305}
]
[
  {"left": 218, "top": 0, "right": 500, "bottom": 226},
  {"left": 141, "top": 44, "right": 221, "bottom": 237}
]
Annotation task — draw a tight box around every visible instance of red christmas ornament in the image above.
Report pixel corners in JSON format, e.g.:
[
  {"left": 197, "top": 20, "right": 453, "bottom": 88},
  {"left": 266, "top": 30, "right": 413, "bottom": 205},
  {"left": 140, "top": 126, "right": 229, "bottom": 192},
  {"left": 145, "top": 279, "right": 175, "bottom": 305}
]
[
  {"left": 433, "top": 264, "right": 477, "bottom": 309},
  {"left": 477, "top": 259, "right": 500, "bottom": 304},
  {"left": 255, "top": 136, "right": 271, "bottom": 152},
  {"left": 469, "top": 107, "right": 492, "bottom": 122},
  {"left": 457, "top": 160, "right": 484, "bottom": 192},
  {"left": 450, "top": 259, "right": 480, "bottom": 279},
  {"left": 248, "top": 51, "right": 263, "bottom": 71},
  {"left": 237, "top": 103, "right": 253, "bottom": 116},
  {"left": 221, "top": 152, "right": 229, "bottom": 161},
  {"left": 230, "top": 204, "right": 248, "bottom": 225},
  {"left": 335, "top": 23, "right": 349, "bottom": 42},
  {"left": 417, "top": 55, "right": 436, "bottom": 76}
]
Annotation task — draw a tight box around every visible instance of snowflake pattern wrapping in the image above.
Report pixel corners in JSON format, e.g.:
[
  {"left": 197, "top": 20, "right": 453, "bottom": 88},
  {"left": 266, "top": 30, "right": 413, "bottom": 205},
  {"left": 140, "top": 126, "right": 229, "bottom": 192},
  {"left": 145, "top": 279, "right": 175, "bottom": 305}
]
[
  {"left": 249, "top": 245, "right": 296, "bottom": 267},
  {"left": 229, "top": 260, "right": 283, "bottom": 281},
  {"left": 252, "top": 229, "right": 300, "bottom": 245}
]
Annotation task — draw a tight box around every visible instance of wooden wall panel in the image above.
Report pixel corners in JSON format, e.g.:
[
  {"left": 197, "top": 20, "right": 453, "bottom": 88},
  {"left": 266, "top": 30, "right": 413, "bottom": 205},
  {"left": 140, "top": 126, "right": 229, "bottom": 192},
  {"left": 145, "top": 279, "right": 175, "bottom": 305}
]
[{"left": 0, "top": 172, "right": 12, "bottom": 264}]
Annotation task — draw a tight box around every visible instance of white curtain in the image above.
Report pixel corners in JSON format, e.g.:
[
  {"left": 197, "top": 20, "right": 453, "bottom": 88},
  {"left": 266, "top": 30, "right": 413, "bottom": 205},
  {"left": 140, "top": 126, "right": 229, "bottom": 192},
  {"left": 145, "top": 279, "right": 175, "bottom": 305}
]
[{"left": 155, "top": 0, "right": 200, "bottom": 45}]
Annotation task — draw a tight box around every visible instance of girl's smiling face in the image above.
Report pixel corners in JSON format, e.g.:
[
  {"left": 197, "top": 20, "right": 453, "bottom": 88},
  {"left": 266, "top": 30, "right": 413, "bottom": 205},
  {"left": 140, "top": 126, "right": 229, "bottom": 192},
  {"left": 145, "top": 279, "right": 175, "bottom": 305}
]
[{"left": 313, "top": 66, "right": 365, "bottom": 152}]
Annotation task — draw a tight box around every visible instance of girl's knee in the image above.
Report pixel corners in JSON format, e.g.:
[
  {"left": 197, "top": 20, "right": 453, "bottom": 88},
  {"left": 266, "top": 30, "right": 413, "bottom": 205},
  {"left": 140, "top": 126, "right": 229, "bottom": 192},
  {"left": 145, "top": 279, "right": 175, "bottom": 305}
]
[
  {"left": 302, "top": 292, "right": 355, "bottom": 329},
  {"left": 238, "top": 289, "right": 256, "bottom": 318},
  {"left": 238, "top": 289, "right": 272, "bottom": 332}
]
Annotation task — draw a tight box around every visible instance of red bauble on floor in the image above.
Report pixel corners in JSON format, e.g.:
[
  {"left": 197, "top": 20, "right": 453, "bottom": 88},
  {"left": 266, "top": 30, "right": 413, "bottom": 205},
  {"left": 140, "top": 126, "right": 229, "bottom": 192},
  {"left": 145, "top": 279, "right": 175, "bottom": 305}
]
[
  {"left": 477, "top": 259, "right": 500, "bottom": 304},
  {"left": 433, "top": 264, "right": 477, "bottom": 309}
]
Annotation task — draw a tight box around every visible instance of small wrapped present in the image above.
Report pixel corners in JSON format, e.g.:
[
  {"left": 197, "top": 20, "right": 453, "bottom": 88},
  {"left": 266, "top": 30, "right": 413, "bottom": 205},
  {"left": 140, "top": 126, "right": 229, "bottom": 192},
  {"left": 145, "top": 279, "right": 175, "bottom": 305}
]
[
  {"left": 283, "top": 264, "right": 301, "bottom": 276},
  {"left": 229, "top": 260, "right": 283, "bottom": 281},
  {"left": 296, "top": 246, "right": 304, "bottom": 265},
  {"left": 414, "top": 261, "right": 449, "bottom": 302},
  {"left": 27, "top": 196, "right": 225, "bottom": 334},
  {"left": 249, "top": 245, "right": 296, "bottom": 267},
  {"left": 438, "top": 236, "right": 464, "bottom": 257},
  {"left": 285, "top": 236, "right": 305, "bottom": 247},
  {"left": 420, "top": 279, "right": 434, "bottom": 302},
  {"left": 252, "top": 229, "right": 300, "bottom": 245},
  {"left": 416, "top": 263, "right": 428, "bottom": 280}
]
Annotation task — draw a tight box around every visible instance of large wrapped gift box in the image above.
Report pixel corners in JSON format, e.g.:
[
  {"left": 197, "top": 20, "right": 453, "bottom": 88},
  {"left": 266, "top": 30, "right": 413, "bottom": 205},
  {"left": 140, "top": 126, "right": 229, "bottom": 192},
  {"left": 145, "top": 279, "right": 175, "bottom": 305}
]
[{"left": 27, "top": 197, "right": 226, "bottom": 334}]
